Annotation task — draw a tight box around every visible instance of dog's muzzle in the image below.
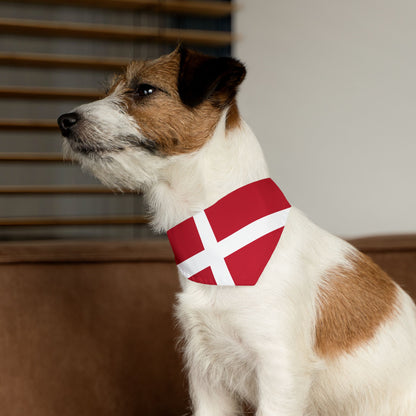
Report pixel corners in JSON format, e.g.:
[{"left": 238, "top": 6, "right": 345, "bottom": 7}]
[{"left": 57, "top": 112, "right": 80, "bottom": 137}]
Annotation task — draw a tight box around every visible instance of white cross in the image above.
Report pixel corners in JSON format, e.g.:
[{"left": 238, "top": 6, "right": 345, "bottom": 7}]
[{"left": 177, "top": 207, "right": 291, "bottom": 285}]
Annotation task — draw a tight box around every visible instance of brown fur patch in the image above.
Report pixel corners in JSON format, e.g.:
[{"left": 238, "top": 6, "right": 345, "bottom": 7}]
[
  {"left": 108, "top": 50, "right": 241, "bottom": 156},
  {"left": 315, "top": 251, "right": 398, "bottom": 358},
  {"left": 225, "top": 98, "right": 241, "bottom": 131}
]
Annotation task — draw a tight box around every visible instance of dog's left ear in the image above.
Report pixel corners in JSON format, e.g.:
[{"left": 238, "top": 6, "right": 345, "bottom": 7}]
[{"left": 177, "top": 46, "right": 246, "bottom": 108}]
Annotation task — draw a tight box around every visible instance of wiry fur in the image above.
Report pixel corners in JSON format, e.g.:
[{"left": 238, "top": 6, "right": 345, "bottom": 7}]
[{"left": 58, "top": 48, "right": 416, "bottom": 415}]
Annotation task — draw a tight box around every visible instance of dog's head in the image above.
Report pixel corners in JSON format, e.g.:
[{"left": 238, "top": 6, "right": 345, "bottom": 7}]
[{"left": 57, "top": 47, "right": 246, "bottom": 191}]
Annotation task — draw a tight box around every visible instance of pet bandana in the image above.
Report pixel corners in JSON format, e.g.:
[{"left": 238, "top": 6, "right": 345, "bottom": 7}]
[{"left": 167, "top": 178, "right": 291, "bottom": 286}]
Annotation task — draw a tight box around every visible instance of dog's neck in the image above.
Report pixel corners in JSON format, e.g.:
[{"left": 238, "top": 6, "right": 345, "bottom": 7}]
[{"left": 145, "top": 112, "right": 270, "bottom": 232}]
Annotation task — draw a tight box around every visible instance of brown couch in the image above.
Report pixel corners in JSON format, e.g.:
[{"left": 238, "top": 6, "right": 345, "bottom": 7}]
[{"left": 0, "top": 236, "right": 414, "bottom": 416}]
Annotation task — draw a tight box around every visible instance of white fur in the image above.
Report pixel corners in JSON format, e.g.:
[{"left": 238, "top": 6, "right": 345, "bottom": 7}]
[{"left": 64, "top": 95, "right": 416, "bottom": 415}]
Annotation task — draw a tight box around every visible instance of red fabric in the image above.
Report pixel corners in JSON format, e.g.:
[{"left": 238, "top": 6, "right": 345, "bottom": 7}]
[
  {"left": 167, "top": 179, "right": 290, "bottom": 286},
  {"left": 206, "top": 179, "right": 290, "bottom": 242},
  {"left": 167, "top": 217, "right": 204, "bottom": 264},
  {"left": 225, "top": 228, "right": 284, "bottom": 286},
  {"left": 188, "top": 268, "right": 217, "bottom": 285}
]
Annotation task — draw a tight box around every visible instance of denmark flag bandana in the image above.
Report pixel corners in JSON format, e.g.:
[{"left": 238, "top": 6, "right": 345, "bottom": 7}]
[{"left": 167, "top": 178, "right": 291, "bottom": 286}]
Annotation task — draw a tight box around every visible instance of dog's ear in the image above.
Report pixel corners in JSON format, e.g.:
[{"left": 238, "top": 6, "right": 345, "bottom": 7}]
[{"left": 177, "top": 46, "right": 246, "bottom": 108}]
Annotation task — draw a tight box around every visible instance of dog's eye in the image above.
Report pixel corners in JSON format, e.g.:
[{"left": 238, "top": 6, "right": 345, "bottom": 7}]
[{"left": 134, "top": 84, "right": 156, "bottom": 98}]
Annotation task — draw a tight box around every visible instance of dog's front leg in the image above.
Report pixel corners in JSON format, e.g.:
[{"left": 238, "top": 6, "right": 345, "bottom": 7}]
[
  {"left": 254, "top": 346, "right": 312, "bottom": 416},
  {"left": 188, "top": 368, "right": 240, "bottom": 416}
]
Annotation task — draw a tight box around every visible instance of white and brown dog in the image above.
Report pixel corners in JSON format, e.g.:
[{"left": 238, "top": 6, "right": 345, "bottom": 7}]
[{"left": 58, "top": 47, "right": 416, "bottom": 415}]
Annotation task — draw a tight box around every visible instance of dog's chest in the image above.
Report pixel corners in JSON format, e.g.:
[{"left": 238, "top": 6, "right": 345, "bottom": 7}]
[{"left": 176, "top": 291, "right": 257, "bottom": 395}]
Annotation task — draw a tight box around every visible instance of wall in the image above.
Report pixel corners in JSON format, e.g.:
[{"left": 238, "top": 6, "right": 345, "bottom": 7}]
[{"left": 234, "top": 0, "right": 416, "bottom": 238}]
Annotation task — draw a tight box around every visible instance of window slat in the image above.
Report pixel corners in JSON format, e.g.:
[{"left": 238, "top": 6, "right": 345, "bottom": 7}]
[
  {"left": 0, "top": 120, "right": 58, "bottom": 130},
  {"left": 0, "top": 52, "right": 129, "bottom": 70},
  {"left": 0, "top": 18, "right": 234, "bottom": 47},
  {"left": 8, "top": 0, "right": 234, "bottom": 17},
  {"left": 0, "top": 153, "right": 65, "bottom": 162},
  {"left": 0, "top": 186, "right": 137, "bottom": 194},
  {"left": 0, "top": 215, "right": 148, "bottom": 226},
  {"left": 0, "top": 87, "right": 101, "bottom": 101}
]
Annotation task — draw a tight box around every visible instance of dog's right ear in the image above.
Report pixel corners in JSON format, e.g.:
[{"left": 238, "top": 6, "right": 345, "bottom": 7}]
[{"left": 177, "top": 46, "right": 246, "bottom": 108}]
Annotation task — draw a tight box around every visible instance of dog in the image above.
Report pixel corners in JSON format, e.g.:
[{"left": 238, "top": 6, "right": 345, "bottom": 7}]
[{"left": 58, "top": 46, "right": 416, "bottom": 415}]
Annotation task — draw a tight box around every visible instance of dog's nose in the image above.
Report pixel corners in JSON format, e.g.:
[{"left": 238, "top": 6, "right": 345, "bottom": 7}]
[{"left": 57, "top": 112, "right": 80, "bottom": 137}]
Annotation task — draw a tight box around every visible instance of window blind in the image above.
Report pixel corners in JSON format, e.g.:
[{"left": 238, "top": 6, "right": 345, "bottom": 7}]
[{"left": 0, "top": 0, "right": 234, "bottom": 240}]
